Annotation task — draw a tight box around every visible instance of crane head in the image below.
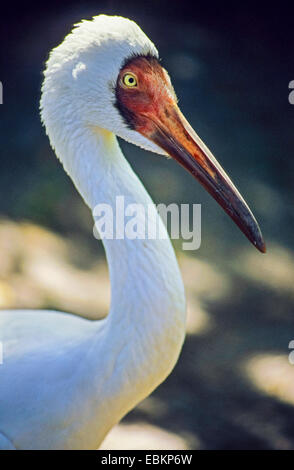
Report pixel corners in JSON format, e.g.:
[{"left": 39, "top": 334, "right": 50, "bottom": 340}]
[
  {"left": 115, "top": 54, "right": 266, "bottom": 253},
  {"left": 41, "top": 15, "right": 265, "bottom": 252}
]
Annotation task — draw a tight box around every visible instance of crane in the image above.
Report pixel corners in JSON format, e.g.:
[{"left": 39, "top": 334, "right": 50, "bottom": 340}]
[{"left": 0, "top": 15, "right": 265, "bottom": 450}]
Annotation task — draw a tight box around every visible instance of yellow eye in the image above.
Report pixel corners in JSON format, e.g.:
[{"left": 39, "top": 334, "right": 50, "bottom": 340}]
[{"left": 122, "top": 73, "right": 138, "bottom": 88}]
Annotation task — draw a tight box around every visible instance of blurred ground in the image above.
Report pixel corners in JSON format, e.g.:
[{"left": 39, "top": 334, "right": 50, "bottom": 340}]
[{"left": 1, "top": 220, "right": 294, "bottom": 449}]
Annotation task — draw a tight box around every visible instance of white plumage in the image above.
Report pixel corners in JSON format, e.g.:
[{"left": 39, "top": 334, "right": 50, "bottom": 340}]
[{"left": 0, "top": 15, "right": 186, "bottom": 450}]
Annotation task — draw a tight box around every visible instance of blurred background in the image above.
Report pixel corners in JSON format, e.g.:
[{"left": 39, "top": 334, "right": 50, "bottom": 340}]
[{"left": 0, "top": 0, "right": 294, "bottom": 449}]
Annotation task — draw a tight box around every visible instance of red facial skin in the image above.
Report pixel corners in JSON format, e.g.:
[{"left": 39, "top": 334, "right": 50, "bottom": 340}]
[
  {"left": 115, "top": 56, "right": 266, "bottom": 253},
  {"left": 116, "top": 57, "right": 214, "bottom": 176},
  {"left": 116, "top": 56, "right": 177, "bottom": 136}
]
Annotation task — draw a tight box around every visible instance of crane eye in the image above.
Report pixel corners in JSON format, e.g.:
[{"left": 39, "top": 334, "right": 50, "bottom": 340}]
[{"left": 122, "top": 73, "right": 138, "bottom": 88}]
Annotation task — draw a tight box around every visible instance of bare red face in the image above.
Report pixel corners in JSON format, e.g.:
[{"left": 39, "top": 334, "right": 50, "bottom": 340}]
[
  {"left": 115, "top": 55, "right": 265, "bottom": 253},
  {"left": 116, "top": 56, "right": 177, "bottom": 135}
]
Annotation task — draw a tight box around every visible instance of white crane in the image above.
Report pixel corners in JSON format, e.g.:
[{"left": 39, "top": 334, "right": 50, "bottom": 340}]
[{"left": 0, "top": 15, "right": 265, "bottom": 450}]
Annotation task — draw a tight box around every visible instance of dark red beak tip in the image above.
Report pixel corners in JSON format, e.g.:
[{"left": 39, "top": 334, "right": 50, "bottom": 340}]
[{"left": 257, "top": 239, "right": 267, "bottom": 254}]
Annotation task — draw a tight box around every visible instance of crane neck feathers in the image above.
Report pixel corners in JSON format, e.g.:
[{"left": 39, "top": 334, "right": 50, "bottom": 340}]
[
  {"left": 40, "top": 15, "right": 186, "bottom": 409},
  {"left": 59, "top": 124, "right": 186, "bottom": 403}
]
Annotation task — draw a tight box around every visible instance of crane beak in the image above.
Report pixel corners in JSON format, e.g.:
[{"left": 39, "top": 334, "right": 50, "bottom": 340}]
[{"left": 147, "top": 105, "right": 266, "bottom": 253}]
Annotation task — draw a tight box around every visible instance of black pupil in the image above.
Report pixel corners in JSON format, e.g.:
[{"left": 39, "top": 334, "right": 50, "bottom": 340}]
[{"left": 128, "top": 77, "right": 134, "bottom": 83}]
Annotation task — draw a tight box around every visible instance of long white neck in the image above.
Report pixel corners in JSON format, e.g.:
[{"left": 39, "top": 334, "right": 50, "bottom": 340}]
[{"left": 52, "top": 124, "right": 186, "bottom": 443}]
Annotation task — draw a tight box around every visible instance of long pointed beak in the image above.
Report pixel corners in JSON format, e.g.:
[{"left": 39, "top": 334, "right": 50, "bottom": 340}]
[{"left": 148, "top": 105, "right": 266, "bottom": 253}]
